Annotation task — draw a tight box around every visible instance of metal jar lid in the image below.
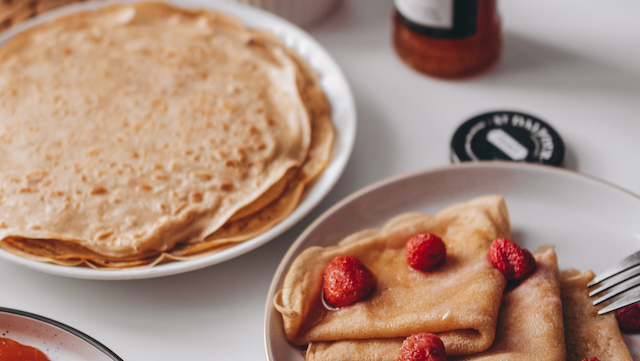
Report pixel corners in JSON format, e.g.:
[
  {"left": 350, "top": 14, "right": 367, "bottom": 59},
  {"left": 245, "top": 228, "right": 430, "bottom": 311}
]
[{"left": 450, "top": 111, "right": 565, "bottom": 166}]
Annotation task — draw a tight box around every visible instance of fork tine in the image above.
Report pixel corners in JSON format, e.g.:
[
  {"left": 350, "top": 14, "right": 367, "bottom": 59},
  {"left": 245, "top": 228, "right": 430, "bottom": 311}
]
[
  {"left": 588, "top": 249, "right": 640, "bottom": 287},
  {"left": 598, "top": 288, "right": 640, "bottom": 315},
  {"left": 591, "top": 275, "right": 640, "bottom": 306},
  {"left": 589, "top": 264, "right": 640, "bottom": 297}
]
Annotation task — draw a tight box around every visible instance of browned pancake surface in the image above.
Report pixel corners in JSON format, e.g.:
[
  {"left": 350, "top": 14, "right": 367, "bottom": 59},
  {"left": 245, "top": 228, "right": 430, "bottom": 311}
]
[
  {"left": 560, "top": 269, "right": 632, "bottom": 361},
  {"left": 276, "top": 195, "right": 509, "bottom": 355},
  {"left": 0, "top": 2, "right": 333, "bottom": 267},
  {"left": 306, "top": 248, "right": 566, "bottom": 361}
]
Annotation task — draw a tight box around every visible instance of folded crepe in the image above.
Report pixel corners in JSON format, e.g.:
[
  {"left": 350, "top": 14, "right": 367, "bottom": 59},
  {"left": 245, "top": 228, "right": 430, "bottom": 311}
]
[
  {"left": 275, "top": 195, "right": 509, "bottom": 355},
  {"left": 560, "top": 269, "right": 633, "bottom": 361},
  {"left": 305, "top": 248, "right": 567, "bottom": 361}
]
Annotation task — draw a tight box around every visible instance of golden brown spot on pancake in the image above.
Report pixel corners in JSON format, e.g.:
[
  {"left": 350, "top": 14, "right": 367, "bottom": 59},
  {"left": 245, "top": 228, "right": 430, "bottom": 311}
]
[
  {"left": 184, "top": 149, "right": 194, "bottom": 156},
  {"left": 81, "top": 175, "right": 87, "bottom": 182},
  {"left": 97, "top": 231, "right": 113, "bottom": 240},
  {"left": 86, "top": 148, "right": 101, "bottom": 157},
  {"left": 25, "top": 170, "right": 47, "bottom": 184},
  {"left": 249, "top": 125, "right": 259, "bottom": 134},
  {"left": 0, "top": 222, "right": 6, "bottom": 228},
  {"left": 30, "top": 225, "right": 41, "bottom": 230},
  {"left": 50, "top": 190, "right": 65, "bottom": 197},
  {"left": 168, "top": 161, "right": 181, "bottom": 171},
  {"left": 153, "top": 174, "right": 168, "bottom": 181},
  {"left": 90, "top": 186, "right": 108, "bottom": 195},
  {"left": 138, "top": 184, "right": 153, "bottom": 192},
  {"left": 190, "top": 192, "right": 203, "bottom": 203},
  {"left": 225, "top": 160, "right": 238, "bottom": 168},
  {"left": 19, "top": 187, "right": 37, "bottom": 193},
  {"left": 220, "top": 183, "right": 234, "bottom": 192}
]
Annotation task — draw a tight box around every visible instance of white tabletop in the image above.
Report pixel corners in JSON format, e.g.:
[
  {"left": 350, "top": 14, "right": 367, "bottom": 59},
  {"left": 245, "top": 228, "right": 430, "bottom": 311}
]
[{"left": 1, "top": 0, "right": 639, "bottom": 360}]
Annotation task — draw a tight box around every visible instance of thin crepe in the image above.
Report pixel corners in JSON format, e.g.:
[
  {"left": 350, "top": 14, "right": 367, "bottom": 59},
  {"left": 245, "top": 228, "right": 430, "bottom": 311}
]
[
  {"left": 275, "top": 195, "right": 509, "bottom": 355},
  {"left": 0, "top": 2, "right": 333, "bottom": 266},
  {"left": 560, "top": 269, "right": 632, "bottom": 361},
  {"left": 305, "top": 248, "right": 567, "bottom": 361}
]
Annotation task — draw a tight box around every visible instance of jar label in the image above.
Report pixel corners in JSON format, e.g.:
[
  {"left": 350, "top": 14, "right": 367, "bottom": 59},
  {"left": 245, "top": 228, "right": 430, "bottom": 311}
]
[{"left": 395, "top": 0, "right": 478, "bottom": 39}]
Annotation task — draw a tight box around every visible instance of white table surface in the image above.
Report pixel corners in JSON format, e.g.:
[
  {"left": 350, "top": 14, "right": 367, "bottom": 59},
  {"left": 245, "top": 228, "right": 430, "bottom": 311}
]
[{"left": 1, "top": 0, "right": 640, "bottom": 360}]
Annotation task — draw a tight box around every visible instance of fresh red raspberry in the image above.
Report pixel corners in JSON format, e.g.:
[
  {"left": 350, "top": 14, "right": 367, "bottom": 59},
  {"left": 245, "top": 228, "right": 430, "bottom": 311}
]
[
  {"left": 487, "top": 238, "right": 536, "bottom": 282},
  {"left": 581, "top": 358, "right": 599, "bottom": 361},
  {"left": 616, "top": 302, "right": 640, "bottom": 333},
  {"left": 398, "top": 333, "right": 447, "bottom": 361},
  {"left": 405, "top": 233, "right": 447, "bottom": 272},
  {"left": 323, "top": 255, "right": 376, "bottom": 308}
]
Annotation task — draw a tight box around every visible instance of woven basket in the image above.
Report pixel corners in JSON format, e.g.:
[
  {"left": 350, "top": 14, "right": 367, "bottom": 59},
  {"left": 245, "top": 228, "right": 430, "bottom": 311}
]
[{"left": 0, "top": 0, "right": 87, "bottom": 32}]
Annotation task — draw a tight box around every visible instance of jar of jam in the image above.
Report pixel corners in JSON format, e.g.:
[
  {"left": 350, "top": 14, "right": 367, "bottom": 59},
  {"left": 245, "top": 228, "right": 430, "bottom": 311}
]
[{"left": 393, "top": 0, "right": 502, "bottom": 79}]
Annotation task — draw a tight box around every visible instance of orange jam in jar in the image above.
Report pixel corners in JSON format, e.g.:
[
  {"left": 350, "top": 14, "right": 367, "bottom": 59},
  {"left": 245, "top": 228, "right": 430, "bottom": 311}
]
[{"left": 393, "top": 0, "right": 502, "bottom": 79}]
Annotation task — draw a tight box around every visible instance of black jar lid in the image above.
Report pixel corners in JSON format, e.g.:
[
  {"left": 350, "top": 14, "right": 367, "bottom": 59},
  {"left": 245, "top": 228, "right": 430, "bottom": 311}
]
[{"left": 450, "top": 111, "right": 565, "bottom": 166}]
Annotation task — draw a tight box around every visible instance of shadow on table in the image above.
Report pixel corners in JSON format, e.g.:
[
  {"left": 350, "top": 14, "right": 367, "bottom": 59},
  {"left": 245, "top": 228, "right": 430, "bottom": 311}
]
[{"left": 487, "top": 32, "right": 640, "bottom": 94}]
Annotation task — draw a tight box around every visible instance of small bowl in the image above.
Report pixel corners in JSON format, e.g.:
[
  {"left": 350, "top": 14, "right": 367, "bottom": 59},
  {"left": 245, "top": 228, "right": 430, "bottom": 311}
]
[{"left": 229, "top": 0, "right": 341, "bottom": 27}]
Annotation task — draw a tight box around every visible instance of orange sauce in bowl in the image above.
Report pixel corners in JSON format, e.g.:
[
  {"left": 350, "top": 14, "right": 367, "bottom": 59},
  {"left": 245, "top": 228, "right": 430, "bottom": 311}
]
[{"left": 0, "top": 337, "right": 50, "bottom": 361}]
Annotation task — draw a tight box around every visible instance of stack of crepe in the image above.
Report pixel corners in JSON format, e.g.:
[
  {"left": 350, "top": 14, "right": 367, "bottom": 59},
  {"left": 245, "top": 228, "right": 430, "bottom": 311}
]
[
  {"left": 0, "top": 2, "right": 334, "bottom": 268},
  {"left": 275, "top": 196, "right": 633, "bottom": 360}
]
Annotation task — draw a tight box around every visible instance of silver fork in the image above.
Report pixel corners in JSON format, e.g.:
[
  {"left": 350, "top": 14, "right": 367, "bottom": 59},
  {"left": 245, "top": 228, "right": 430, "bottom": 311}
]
[{"left": 588, "top": 250, "right": 640, "bottom": 315}]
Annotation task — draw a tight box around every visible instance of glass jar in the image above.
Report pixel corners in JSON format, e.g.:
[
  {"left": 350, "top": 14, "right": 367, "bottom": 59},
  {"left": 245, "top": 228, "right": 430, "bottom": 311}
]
[{"left": 393, "top": 0, "right": 502, "bottom": 79}]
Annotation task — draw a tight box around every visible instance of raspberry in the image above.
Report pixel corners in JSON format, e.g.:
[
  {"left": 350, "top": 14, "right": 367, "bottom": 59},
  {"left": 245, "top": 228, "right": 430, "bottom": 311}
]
[
  {"left": 581, "top": 358, "right": 599, "bottom": 361},
  {"left": 398, "top": 333, "right": 447, "bottom": 361},
  {"left": 487, "top": 238, "right": 536, "bottom": 282},
  {"left": 405, "top": 233, "right": 447, "bottom": 272},
  {"left": 616, "top": 302, "right": 640, "bottom": 333},
  {"left": 323, "top": 255, "right": 376, "bottom": 308}
]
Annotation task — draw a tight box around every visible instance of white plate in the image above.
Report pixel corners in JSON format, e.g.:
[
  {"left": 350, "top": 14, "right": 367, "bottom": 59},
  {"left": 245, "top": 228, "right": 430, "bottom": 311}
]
[
  {"left": 0, "top": 307, "right": 122, "bottom": 360},
  {"left": 0, "top": 0, "right": 356, "bottom": 280},
  {"left": 264, "top": 162, "right": 640, "bottom": 360}
]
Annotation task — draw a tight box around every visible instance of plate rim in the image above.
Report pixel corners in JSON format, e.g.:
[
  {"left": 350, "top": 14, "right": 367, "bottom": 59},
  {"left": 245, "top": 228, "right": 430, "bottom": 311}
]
[
  {"left": 262, "top": 161, "right": 640, "bottom": 360},
  {"left": 0, "top": 307, "right": 123, "bottom": 360},
  {"left": 0, "top": 0, "right": 356, "bottom": 280}
]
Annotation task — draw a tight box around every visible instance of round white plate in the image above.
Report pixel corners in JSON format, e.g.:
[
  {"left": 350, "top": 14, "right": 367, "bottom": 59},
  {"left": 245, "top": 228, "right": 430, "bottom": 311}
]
[
  {"left": 264, "top": 162, "right": 640, "bottom": 360},
  {"left": 0, "top": 307, "right": 122, "bottom": 360},
  {"left": 0, "top": 0, "right": 356, "bottom": 280}
]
